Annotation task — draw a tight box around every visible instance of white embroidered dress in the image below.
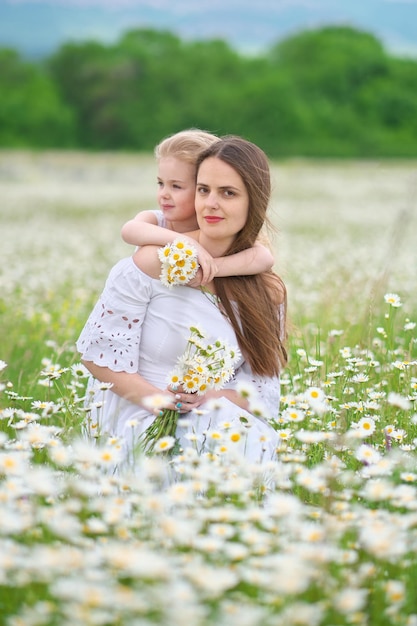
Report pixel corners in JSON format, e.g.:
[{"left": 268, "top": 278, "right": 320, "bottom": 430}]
[{"left": 77, "top": 214, "right": 282, "bottom": 468}]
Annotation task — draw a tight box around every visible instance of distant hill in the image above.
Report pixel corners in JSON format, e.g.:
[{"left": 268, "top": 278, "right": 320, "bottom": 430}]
[{"left": 1, "top": 0, "right": 417, "bottom": 59}]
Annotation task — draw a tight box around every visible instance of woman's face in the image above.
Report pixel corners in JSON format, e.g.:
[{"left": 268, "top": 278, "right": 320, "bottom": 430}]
[{"left": 195, "top": 156, "right": 249, "bottom": 249}]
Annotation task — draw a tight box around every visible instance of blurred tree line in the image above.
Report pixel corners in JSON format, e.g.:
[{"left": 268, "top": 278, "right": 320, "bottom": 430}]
[{"left": 1, "top": 25, "right": 417, "bottom": 157}]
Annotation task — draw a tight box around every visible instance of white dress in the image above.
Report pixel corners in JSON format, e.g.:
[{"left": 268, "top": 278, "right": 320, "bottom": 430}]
[{"left": 77, "top": 217, "right": 281, "bottom": 470}]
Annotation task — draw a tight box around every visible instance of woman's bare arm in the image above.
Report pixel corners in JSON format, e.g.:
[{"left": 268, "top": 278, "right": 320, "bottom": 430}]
[
  {"left": 82, "top": 360, "right": 164, "bottom": 408},
  {"left": 83, "top": 359, "right": 246, "bottom": 414}
]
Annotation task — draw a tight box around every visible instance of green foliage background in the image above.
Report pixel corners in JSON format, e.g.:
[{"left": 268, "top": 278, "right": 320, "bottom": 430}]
[{"left": 1, "top": 25, "right": 417, "bottom": 156}]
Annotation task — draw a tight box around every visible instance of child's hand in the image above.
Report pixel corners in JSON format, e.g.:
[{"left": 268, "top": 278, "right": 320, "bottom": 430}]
[
  {"left": 195, "top": 244, "right": 218, "bottom": 284},
  {"left": 187, "top": 268, "right": 204, "bottom": 288}
]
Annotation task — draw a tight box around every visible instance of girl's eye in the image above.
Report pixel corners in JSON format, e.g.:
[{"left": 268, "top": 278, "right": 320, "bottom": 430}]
[{"left": 157, "top": 181, "right": 163, "bottom": 188}]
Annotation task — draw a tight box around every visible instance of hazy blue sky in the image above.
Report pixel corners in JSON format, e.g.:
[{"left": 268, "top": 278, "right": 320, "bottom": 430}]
[{"left": 1, "top": 0, "right": 417, "bottom": 58}]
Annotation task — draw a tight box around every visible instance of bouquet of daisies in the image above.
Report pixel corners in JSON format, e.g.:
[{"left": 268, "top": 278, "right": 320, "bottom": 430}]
[
  {"left": 141, "top": 326, "right": 240, "bottom": 455},
  {"left": 158, "top": 238, "right": 199, "bottom": 287}
]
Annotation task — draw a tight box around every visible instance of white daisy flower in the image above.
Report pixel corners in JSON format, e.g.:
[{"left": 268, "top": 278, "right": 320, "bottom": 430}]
[
  {"left": 384, "top": 292, "right": 402, "bottom": 307},
  {"left": 355, "top": 444, "right": 382, "bottom": 465},
  {"left": 356, "top": 416, "right": 376, "bottom": 436},
  {"left": 154, "top": 436, "right": 176, "bottom": 453},
  {"left": 387, "top": 392, "right": 411, "bottom": 410},
  {"left": 158, "top": 239, "right": 199, "bottom": 287},
  {"left": 281, "top": 407, "right": 305, "bottom": 423}
]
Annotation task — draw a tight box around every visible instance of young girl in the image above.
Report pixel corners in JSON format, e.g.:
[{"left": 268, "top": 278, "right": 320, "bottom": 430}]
[{"left": 120, "top": 128, "right": 275, "bottom": 284}]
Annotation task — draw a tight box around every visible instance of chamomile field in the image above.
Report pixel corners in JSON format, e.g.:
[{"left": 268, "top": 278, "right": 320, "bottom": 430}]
[{"left": 1, "top": 151, "right": 417, "bottom": 625}]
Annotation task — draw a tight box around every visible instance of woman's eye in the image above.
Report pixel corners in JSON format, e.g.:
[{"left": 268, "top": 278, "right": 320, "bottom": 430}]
[{"left": 197, "top": 186, "right": 208, "bottom": 194}]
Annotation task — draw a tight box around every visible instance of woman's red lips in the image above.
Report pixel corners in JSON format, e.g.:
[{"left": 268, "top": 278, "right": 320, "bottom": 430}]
[{"left": 204, "top": 216, "right": 223, "bottom": 223}]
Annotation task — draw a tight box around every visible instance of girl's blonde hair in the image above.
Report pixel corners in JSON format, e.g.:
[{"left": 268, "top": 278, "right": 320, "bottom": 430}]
[{"left": 155, "top": 129, "right": 219, "bottom": 164}]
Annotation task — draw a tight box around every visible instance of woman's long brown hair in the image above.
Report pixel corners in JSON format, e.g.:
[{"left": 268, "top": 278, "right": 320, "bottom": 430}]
[{"left": 196, "top": 136, "right": 287, "bottom": 377}]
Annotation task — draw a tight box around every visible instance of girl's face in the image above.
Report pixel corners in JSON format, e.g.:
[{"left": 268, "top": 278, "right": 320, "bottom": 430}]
[
  {"left": 195, "top": 156, "right": 249, "bottom": 252},
  {"left": 157, "top": 157, "right": 198, "bottom": 231}
]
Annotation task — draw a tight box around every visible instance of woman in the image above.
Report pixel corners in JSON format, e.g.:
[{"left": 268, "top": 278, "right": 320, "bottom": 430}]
[{"left": 77, "top": 136, "right": 287, "bottom": 469}]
